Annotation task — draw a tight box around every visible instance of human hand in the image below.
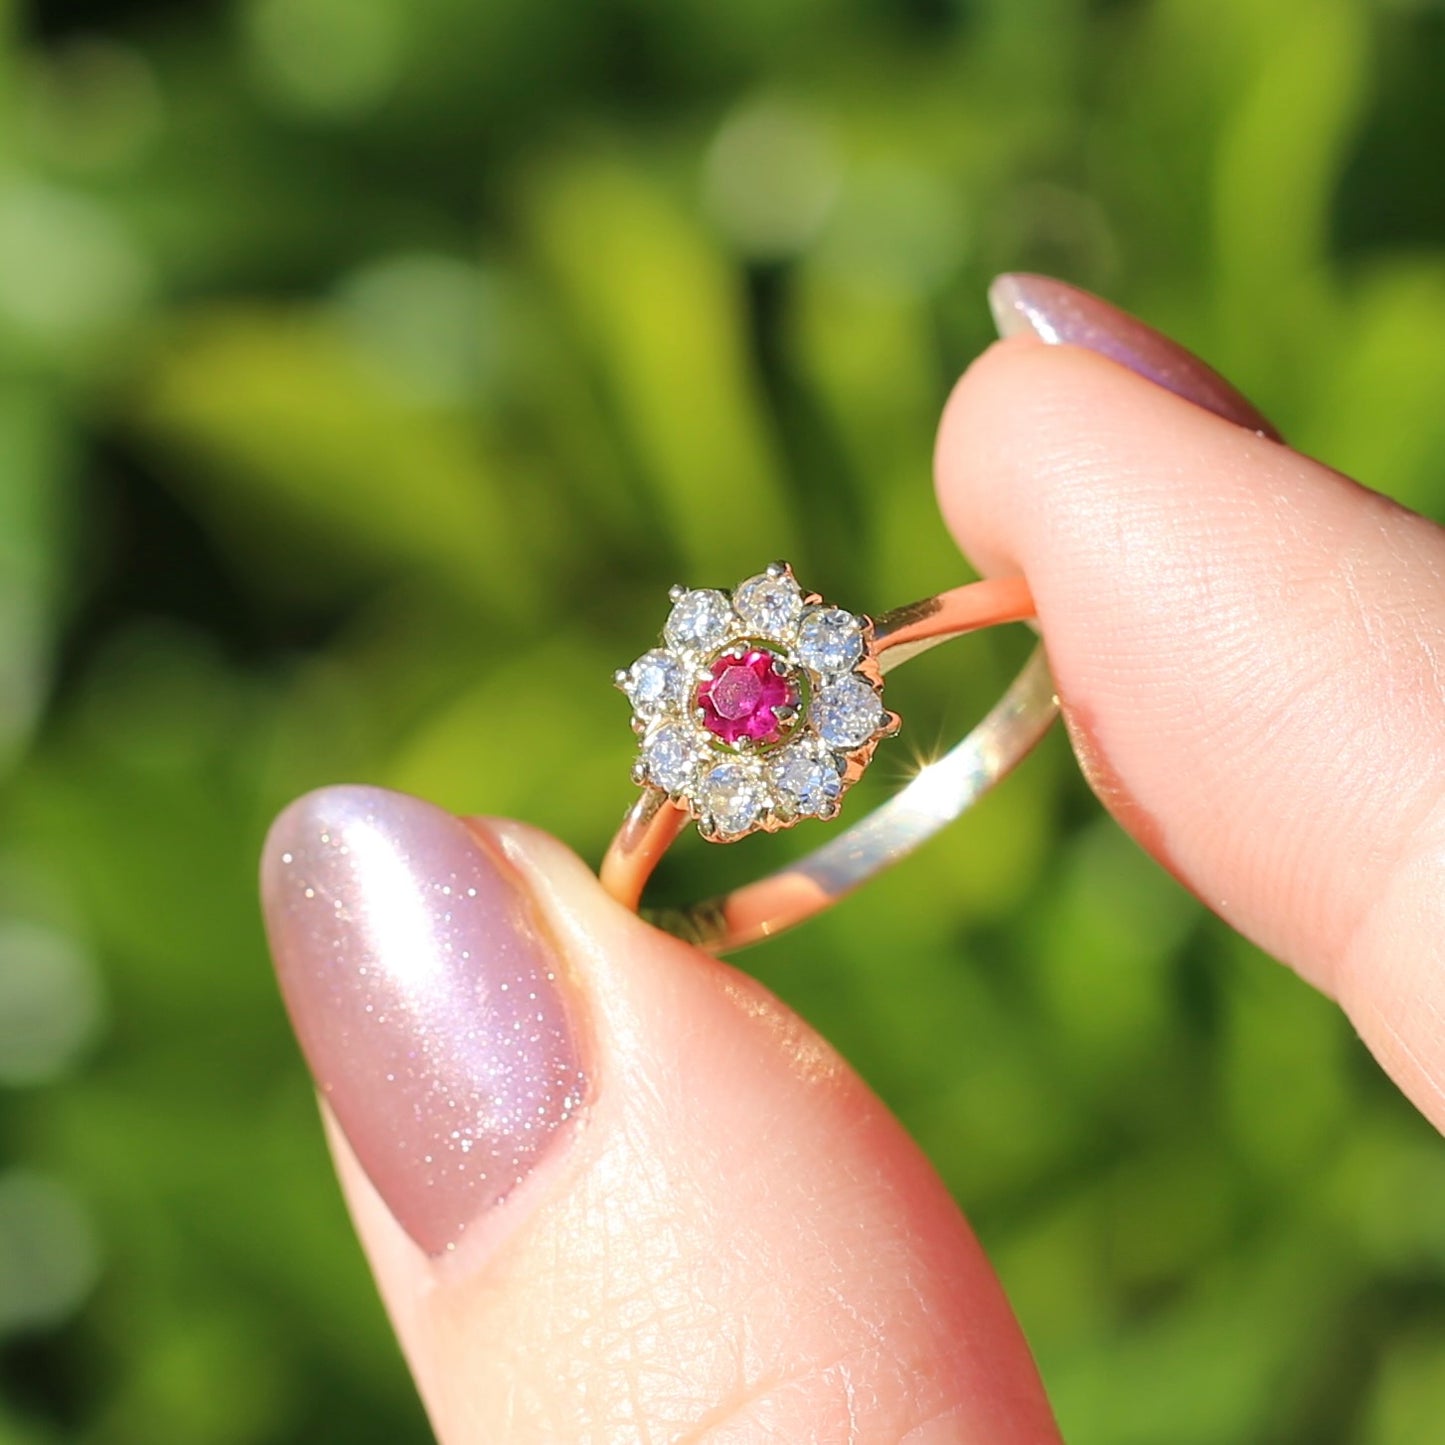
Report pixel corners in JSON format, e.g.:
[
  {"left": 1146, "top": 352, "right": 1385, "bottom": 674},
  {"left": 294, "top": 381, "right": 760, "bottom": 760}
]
[{"left": 260, "top": 275, "right": 1444, "bottom": 1442}]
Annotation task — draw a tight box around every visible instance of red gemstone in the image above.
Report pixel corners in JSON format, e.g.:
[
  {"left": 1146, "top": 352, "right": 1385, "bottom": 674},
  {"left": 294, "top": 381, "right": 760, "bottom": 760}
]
[{"left": 697, "top": 649, "right": 798, "bottom": 746}]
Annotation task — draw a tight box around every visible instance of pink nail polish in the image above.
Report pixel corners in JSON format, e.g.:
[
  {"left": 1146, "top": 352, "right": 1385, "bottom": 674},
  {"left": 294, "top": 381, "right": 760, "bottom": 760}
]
[
  {"left": 989, "top": 273, "right": 1282, "bottom": 441},
  {"left": 260, "top": 785, "right": 588, "bottom": 1255}
]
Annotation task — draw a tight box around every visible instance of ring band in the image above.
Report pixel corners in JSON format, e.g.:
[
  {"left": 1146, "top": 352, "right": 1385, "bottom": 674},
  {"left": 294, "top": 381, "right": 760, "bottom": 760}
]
[{"left": 600, "top": 571, "right": 1058, "bottom": 952}]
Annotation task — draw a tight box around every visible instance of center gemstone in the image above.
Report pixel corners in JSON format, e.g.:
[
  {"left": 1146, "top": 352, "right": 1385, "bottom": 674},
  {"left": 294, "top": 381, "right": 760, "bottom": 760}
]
[{"left": 697, "top": 648, "right": 800, "bottom": 747}]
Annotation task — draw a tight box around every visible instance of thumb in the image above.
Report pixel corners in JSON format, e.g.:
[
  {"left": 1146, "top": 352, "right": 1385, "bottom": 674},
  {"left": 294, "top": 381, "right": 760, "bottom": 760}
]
[{"left": 261, "top": 785, "right": 1059, "bottom": 1444}]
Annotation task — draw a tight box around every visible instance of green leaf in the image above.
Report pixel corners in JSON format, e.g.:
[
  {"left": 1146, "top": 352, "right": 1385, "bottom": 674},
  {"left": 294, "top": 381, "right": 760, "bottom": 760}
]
[
  {"left": 524, "top": 156, "right": 797, "bottom": 578},
  {"left": 130, "top": 308, "right": 536, "bottom": 618}
]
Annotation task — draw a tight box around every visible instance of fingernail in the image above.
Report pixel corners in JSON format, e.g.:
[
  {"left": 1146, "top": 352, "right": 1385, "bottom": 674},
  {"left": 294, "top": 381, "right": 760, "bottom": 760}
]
[
  {"left": 989, "top": 273, "right": 1282, "bottom": 441},
  {"left": 260, "top": 785, "right": 588, "bottom": 1255}
]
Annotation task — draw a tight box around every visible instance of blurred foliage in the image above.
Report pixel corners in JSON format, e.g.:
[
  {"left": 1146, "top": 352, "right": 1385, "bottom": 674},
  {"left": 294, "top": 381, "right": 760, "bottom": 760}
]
[{"left": 2, "top": 0, "right": 1445, "bottom": 1440}]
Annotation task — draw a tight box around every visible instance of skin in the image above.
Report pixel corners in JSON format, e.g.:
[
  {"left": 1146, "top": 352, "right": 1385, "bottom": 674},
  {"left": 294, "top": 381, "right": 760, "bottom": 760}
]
[{"left": 274, "top": 326, "right": 1445, "bottom": 1442}]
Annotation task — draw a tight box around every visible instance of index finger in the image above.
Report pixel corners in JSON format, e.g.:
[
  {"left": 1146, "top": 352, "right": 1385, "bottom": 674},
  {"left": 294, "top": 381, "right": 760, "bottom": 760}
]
[{"left": 937, "top": 280, "right": 1445, "bottom": 1130}]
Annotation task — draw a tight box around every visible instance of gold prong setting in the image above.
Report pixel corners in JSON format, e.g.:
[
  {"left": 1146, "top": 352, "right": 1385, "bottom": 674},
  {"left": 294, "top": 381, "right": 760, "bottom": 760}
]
[{"left": 616, "top": 563, "right": 900, "bottom": 842}]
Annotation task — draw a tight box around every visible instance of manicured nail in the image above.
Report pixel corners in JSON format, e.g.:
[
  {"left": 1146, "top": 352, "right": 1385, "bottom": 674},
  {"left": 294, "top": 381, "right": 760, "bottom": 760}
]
[
  {"left": 260, "top": 785, "right": 588, "bottom": 1255},
  {"left": 989, "top": 273, "right": 1281, "bottom": 441}
]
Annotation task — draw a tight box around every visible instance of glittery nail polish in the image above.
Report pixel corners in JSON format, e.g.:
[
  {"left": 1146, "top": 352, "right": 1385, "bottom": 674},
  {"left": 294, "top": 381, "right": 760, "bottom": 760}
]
[
  {"left": 260, "top": 785, "right": 588, "bottom": 1255},
  {"left": 989, "top": 273, "right": 1281, "bottom": 440}
]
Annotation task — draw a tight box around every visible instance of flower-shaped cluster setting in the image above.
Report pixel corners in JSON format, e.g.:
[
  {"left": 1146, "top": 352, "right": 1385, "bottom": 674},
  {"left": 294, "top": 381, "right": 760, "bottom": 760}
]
[{"left": 615, "top": 563, "right": 900, "bottom": 841}]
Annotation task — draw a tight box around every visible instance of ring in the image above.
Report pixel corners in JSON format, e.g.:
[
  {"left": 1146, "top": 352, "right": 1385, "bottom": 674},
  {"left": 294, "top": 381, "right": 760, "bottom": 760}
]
[{"left": 600, "top": 563, "right": 1058, "bottom": 952}]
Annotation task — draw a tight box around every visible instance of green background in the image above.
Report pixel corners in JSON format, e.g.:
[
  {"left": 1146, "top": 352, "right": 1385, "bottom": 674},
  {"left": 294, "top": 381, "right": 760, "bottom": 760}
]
[{"left": 4, "top": 0, "right": 1445, "bottom": 1439}]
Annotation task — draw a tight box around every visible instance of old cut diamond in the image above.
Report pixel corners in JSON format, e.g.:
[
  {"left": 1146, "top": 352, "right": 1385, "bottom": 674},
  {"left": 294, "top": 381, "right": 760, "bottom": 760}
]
[
  {"left": 771, "top": 747, "right": 843, "bottom": 816},
  {"left": 797, "top": 607, "right": 864, "bottom": 674},
  {"left": 700, "top": 761, "right": 767, "bottom": 836},
  {"left": 733, "top": 571, "right": 802, "bottom": 636},
  {"left": 812, "top": 675, "right": 883, "bottom": 749},
  {"left": 644, "top": 722, "right": 702, "bottom": 794},
  {"left": 664, "top": 589, "right": 737, "bottom": 653},
  {"left": 626, "top": 649, "right": 685, "bottom": 715}
]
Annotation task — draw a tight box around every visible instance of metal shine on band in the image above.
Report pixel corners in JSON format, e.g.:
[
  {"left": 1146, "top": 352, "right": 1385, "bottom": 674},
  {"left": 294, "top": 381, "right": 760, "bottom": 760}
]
[{"left": 601, "top": 568, "right": 1057, "bottom": 953}]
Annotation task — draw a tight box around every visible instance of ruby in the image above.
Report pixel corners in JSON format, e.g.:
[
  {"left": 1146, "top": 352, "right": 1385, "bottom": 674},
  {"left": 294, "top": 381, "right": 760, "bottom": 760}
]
[{"left": 696, "top": 648, "right": 799, "bottom": 747}]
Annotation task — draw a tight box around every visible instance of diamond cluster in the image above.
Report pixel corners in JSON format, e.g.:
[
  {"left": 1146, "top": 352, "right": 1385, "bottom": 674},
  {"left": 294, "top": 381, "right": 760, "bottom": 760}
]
[{"left": 616, "top": 563, "right": 900, "bottom": 841}]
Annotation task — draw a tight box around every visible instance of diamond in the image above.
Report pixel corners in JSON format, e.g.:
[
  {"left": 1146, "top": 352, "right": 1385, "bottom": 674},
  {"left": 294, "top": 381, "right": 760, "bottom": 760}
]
[
  {"left": 797, "top": 607, "right": 864, "bottom": 674},
  {"left": 625, "top": 649, "right": 686, "bottom": 715},
  {"left": 696, "top": 648, "right": 800, "bottom": 747},
  {"left": 665, "top": 590, "right": 737, "bottom": 653},
  {"left": 734, "top": 571, "right": 802, "bottom": 636},
  {"left": 622, "top": 565, "right": 900, "bottom": 840},
  {"left": 700, "top": 761, "right": 767, "bottom": 836},
  {"left": 771, "top": 746, "right": 843, "bottom": 816},
  {"left": 812, "top": 675, "right": 883, "bottom": 749},
  {"left": 644, "top": 722, "right": 702, "bottom": 794}
]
